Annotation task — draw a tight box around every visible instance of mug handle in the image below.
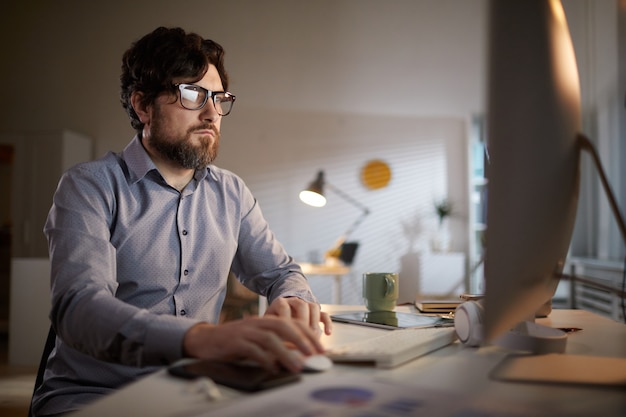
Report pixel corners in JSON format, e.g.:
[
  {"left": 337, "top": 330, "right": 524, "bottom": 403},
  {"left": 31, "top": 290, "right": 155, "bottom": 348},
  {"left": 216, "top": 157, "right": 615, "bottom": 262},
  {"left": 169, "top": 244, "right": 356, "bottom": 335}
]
[{"left": 384, "top": 275, "right": 395, "bottom": 297}]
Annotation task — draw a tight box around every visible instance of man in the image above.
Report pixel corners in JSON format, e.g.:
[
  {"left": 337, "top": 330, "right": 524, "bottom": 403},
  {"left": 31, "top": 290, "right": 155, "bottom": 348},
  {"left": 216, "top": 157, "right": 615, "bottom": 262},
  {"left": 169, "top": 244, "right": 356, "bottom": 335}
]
[{"left": 31, "top": 26, "right": 332, "bottom": 416}]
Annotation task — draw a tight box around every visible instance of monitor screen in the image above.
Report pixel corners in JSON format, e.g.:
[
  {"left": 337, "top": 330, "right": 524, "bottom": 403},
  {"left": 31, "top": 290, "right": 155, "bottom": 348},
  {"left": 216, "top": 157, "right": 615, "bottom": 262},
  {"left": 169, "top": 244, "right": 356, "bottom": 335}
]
[{"left": 483, "top": 0, "right": 582, "bottom": 342}]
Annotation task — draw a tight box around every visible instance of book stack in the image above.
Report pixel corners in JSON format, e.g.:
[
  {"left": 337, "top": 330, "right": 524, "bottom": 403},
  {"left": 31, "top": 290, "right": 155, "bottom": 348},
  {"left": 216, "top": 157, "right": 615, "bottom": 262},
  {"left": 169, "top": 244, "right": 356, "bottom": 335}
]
[{"left": 415, "top": 298, "right": 462, "bottom": 314}]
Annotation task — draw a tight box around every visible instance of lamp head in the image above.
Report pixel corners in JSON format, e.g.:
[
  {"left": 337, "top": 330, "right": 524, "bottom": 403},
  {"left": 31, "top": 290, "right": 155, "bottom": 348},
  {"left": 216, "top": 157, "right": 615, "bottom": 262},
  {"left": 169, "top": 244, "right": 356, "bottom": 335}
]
[{"left": 299, "top": 171, "right": 327, "bottom": 207}]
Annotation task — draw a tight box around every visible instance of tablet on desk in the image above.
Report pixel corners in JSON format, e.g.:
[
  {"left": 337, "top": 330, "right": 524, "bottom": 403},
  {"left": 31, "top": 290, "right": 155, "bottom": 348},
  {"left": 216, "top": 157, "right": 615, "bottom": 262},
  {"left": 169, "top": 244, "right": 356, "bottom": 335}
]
[{"left": 330, "top": 311, "right": 453, "bottom": 330}]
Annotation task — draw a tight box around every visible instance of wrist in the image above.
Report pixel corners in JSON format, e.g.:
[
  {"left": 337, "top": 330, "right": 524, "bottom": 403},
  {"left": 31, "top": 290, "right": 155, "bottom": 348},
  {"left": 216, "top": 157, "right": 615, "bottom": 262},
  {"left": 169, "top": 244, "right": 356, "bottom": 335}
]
[{"left": 182, "top": 322, "right": 214, "bottom": 358}]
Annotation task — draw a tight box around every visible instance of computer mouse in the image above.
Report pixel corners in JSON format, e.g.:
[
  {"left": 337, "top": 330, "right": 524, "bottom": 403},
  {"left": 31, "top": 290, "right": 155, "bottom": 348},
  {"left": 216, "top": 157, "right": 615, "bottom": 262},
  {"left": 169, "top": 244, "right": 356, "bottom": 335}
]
[{"left": 302, "top": 354, "right": 333, "bottom": 372}]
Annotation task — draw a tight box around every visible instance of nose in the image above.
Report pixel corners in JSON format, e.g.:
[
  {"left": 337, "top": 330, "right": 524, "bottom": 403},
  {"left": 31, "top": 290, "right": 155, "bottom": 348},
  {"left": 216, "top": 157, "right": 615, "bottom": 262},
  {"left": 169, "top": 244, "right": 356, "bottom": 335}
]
[{"left": 200, "top": 98, "right": 221, "bottom": 122}]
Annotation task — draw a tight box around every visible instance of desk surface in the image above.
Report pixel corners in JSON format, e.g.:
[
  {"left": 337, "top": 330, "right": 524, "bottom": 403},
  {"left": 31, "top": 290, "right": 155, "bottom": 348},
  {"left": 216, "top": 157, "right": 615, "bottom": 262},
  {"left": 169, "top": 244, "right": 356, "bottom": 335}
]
[
  {"left": 72, "top": 306, "right": 626, "bottom": 417},
  {"left": 299, "top": 262, "right": 351, "bottom": 275}
]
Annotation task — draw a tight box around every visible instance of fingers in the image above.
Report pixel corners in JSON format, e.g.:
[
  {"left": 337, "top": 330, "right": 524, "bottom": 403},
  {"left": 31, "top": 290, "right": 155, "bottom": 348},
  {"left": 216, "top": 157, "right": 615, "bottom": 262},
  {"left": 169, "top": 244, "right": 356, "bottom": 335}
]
[
  {"left": 241, "top": 317, "right": 319, "bottom": 372},
  {"left": 233, "top": 323, "right": 304, "bottom": 372},
  {"left": 302, "top": 304, "right": 333, "bottom": 336},
  {"left": 265, "top": 297, "right": 333, "bottom": 336},
  {"left": 182, "top": 316, "right": 323, "bottom": 373},
  {"left": 286, "top": 298, "right": 313, "bottom": 326},
  {"left": 319, "top": 311, "right": 333, "bottom": 335},
  {"left": 255, "top": 315, "right": 319, "bottom": 356},
  {"left": 264, "top": 297, "right": 291, "bottom": 319},
  {"left": 308, "top": 304, "right": 321, "bottom": 333}
]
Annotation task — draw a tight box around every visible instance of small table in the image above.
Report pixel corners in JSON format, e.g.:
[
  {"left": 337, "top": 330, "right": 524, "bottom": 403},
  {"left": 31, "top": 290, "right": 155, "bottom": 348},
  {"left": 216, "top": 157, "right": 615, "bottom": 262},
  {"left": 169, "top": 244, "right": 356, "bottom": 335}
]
[
  {"left": 258, "top": 263, "right": 351, "bottom": 313},
  {"left": 300, "top": 263, "right": 351, "bottom": 305}
]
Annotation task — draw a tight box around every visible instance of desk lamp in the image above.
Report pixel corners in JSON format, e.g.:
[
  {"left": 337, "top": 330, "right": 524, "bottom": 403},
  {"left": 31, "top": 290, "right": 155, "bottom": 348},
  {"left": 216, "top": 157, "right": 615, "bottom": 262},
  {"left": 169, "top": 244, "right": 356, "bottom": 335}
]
[{"left": 300, "top": 170, "right": 370, "bottom": 264}]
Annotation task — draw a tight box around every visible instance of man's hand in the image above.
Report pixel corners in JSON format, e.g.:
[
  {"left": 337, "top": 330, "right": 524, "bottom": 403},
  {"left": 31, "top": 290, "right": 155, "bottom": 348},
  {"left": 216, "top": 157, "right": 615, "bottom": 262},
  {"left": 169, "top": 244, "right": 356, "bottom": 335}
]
[
  {"left": 264, "top": 297, "right": 333, "bottom": 336},
  {"left": 183, "top": 315, "right": 325, "bottom": 373}
]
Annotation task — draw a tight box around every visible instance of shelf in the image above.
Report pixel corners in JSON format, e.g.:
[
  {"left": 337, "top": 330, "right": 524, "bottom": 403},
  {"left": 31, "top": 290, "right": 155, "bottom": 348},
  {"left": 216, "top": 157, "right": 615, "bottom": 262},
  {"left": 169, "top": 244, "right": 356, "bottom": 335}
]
[
  {"left": 468, "top": 115, "right": 487, "bottom": 294},
  {"left": 471, "top": 177, "right": 488, "bottom": 187},
  {"left": 473, "top": 223, "right": 487, "bottom": 232}
]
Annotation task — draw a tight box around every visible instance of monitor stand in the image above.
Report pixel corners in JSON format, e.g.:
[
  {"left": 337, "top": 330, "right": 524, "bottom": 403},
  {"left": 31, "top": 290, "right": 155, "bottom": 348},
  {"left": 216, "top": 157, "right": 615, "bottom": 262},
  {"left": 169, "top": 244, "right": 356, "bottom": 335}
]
[
  {"left": 494, "top": 320, "right": 567, "bottom": 354},
  {"left": 490, "top": 134, "right": 626, "bottom": 357}
]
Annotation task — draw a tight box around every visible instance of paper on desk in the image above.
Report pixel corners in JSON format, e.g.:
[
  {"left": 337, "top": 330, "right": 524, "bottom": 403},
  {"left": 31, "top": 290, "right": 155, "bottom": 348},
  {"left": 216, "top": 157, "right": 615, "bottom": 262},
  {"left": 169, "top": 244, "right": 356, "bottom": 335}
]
[
  {"left": 189, "top": 374, "right": 463, "bottom": 417},
  {"left": 491, "top": 353, "right": 626, "bottom": 387},
  {"left": 188, "top": 373, "right": 579, "bottom": 417}
]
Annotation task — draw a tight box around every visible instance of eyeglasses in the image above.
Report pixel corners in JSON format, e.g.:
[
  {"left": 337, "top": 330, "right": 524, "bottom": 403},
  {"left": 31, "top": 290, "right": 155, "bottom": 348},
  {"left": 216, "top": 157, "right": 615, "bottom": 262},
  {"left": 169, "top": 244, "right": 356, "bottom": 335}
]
[{"left": 175, "top": 83, "right": 236, "bottom": 116}]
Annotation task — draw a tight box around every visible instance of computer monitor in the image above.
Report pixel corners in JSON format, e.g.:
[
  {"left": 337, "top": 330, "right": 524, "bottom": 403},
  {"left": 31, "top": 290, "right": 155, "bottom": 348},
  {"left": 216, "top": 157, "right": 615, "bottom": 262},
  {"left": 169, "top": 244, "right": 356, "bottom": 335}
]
[{"left": 482, "top": 0, "right": 582, "bottom": 342}]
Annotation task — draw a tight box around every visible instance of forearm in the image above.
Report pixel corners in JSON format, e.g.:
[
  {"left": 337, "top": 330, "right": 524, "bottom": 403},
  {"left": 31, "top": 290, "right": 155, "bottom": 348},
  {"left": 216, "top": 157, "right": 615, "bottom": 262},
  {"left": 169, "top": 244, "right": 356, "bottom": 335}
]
[
  {"left": 51, "top": 269, "right": 198, "bottom": 367},
  {"left": 234, "top": 263, "right": 318, "bottom": 305},
  {"left": 264, "top": 270, "right": 319, "bottom": 305}
]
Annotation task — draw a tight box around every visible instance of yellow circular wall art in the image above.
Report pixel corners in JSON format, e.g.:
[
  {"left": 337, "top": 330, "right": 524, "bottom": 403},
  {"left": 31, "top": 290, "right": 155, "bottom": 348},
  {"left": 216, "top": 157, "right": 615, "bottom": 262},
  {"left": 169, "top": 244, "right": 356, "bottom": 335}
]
[{"left": 361, "top": 159, "right": 392, "bottom": 190}]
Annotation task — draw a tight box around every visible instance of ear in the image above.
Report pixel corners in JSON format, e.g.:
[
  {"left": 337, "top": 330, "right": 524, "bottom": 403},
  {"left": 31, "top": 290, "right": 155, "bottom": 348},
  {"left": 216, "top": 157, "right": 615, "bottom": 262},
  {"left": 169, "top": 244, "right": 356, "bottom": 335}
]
[{"left": 130, "top": 91, "right": 151, "bottom": 124}]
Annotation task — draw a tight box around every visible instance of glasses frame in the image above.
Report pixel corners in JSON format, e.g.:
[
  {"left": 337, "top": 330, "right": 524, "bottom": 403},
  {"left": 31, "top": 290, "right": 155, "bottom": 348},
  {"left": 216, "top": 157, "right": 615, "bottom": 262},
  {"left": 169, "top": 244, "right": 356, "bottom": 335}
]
[{"left": 174, "top": 83, "right": 236, "bottom": 116}]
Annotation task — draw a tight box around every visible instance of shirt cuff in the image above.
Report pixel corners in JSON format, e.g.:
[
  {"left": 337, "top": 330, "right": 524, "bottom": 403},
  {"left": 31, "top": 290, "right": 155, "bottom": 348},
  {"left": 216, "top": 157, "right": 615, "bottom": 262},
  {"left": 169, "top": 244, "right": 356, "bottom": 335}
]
[{"left": 144, "top": 314, "right": 199, "bottom": 365}]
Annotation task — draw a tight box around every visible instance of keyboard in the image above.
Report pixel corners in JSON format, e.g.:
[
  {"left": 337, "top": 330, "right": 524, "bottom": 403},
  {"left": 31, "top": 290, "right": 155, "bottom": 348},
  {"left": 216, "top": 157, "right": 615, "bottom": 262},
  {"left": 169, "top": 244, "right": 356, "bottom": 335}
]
[{"left": 326, "top": 327, "right": 457, "bottom": 369}]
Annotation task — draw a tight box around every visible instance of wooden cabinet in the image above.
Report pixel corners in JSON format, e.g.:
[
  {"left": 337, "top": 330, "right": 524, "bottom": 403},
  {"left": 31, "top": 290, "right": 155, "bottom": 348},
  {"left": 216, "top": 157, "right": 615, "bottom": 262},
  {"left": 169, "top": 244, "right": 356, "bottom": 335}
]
[
  {"left": 418, "top": 252, "right": 466, "bottom": 296},
  {"left": 398, "top": 251, "right": 466, "bottom": 303}
]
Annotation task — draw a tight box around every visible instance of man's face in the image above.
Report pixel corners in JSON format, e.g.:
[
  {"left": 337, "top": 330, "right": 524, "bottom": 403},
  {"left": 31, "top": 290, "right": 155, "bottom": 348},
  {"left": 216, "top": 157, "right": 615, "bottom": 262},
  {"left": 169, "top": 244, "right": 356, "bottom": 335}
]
[{"left": 143, "top": 64, "right": 224, "bottom": 169}]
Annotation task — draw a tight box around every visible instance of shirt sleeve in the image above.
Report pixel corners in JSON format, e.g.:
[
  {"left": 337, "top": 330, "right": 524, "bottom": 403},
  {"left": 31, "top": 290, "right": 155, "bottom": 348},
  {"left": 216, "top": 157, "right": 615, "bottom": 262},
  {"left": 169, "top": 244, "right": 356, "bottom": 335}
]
[
  {"left": 44, "top": 163, "right": 197, "bottom": 367},
  {"left": 229, "top": 182, "right": 319, "bottom": 305}
]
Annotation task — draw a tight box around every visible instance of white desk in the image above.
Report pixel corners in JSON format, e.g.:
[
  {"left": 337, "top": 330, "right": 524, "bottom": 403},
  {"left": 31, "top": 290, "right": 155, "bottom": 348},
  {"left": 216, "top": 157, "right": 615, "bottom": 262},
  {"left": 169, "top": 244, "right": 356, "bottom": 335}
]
[
  {"left": 258, "top": 263, "right": 350, "bottom": 314},
  {"left": 300, "top": 262, "right": 351, "bottom": 304},
  {"left": 71, "top": 306, "right": 626, "bottom": 417}
]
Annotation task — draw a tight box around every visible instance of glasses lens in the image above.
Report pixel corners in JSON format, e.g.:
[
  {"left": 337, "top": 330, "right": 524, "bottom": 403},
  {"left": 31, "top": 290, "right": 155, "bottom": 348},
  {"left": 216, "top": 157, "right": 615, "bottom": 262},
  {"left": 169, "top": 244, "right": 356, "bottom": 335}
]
[
  {"left": 179, "top": 85, "right": 207, "bottom": 110},
  {"left": 214, "top": 93, "right": 235, "bottom": 116},
  {"left": 178, "top": 84, "right": 235, "bottom": 115}
]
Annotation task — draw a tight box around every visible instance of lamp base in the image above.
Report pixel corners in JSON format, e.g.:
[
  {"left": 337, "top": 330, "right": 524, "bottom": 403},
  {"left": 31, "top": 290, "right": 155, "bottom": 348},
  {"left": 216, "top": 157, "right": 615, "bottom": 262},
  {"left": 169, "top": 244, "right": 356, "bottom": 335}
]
[
  {"left": 339, "top": 242, "right": 359, "bottom": 265},
  {"left": 324, "top": 256, "right": 343, "bottom": 267},
  {"left": 324, "top": 242, "right": 359, "bottom": 266}
]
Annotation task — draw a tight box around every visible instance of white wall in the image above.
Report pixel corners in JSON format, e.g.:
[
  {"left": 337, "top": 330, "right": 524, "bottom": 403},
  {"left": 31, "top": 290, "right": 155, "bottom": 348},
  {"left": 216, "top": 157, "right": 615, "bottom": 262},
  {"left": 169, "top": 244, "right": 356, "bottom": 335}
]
[
  {"left": 0, "top": 0, "right": 487, "bottom": 154},
  {"left": 224, "top": 108, "right": 468, "bottom": 303},
  {"left": 0, "top": 0, "right": 621, "bottom": 303},
  {"left": 0, "top": 0, "right": 488, "bottom": 303}
]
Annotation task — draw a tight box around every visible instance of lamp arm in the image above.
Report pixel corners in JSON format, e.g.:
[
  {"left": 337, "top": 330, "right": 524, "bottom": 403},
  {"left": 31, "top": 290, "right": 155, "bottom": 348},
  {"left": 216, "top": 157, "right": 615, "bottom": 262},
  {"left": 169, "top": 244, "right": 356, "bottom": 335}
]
[
  {"left": 337, "top": 210, "right": 370, "bottom": 243},
  {"left": 327, "top": 210, "right": 370, "bottom": 257},
  {"left": 577, "top": 134, "right": 626, "bottom": 245},
  {"left": 325, "top": 182, "right": 371, "bottom": 215},
  {"left": 324, "top": 182, "right": 371, "bottom": 253}
]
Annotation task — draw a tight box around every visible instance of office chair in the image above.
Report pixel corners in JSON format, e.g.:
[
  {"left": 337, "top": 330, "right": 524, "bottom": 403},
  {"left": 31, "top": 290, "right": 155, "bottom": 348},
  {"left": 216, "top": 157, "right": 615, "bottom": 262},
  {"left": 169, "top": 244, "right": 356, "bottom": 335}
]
[{"left": 28, "top": 325, "right": 56, "bottom": 417}]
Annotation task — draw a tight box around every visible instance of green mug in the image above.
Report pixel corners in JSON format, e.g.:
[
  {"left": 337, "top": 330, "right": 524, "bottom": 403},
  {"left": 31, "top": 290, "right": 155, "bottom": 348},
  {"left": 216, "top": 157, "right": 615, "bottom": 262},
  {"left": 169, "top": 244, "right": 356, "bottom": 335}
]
[{"left": 362, "top": 272, "right": 399, "bottom": 312}]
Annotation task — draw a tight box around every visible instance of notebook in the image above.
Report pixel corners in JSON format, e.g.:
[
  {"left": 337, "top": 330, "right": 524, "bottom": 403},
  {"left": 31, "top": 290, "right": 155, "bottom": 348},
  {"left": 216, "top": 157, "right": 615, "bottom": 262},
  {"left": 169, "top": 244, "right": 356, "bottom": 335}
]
[{"left": 415, "top": 298, "right": 462, "bottom": 313}]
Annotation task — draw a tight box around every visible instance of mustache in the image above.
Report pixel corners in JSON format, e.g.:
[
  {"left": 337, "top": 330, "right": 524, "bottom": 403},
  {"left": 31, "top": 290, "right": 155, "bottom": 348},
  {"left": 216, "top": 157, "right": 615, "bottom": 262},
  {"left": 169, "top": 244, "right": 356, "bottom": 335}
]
[{"left": 188, "top": 124, "right": 218, "bottom": 135}]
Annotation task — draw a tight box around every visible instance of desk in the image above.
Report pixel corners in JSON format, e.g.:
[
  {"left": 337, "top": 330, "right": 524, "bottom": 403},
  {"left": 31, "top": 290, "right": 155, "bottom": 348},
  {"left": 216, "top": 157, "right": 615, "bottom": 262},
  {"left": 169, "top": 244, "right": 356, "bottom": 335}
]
[
  {"left": 258, "top": 263, "right": 350, "bottom": 314},
  {"left": 72, "top": 306, "right": 626, "bottom": 417},
  {"left": 300, "top": 262, "right": 351, "bottom": 304}
]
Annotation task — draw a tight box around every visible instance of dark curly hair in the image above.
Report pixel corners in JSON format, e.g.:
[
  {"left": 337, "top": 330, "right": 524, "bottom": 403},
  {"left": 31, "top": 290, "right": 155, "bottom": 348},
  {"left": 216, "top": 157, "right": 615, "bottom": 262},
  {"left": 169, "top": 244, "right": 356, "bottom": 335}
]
[{"left": 120, "top": 27, "right": 229, "bottom": 133}]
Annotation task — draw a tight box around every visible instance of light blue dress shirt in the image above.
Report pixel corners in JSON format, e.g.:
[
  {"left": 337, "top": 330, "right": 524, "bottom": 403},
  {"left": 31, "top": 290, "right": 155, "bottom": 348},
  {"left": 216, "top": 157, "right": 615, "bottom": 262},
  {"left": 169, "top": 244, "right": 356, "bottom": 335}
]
[{"left": 32, "top": 136, "right": 317, "bottom": 416}]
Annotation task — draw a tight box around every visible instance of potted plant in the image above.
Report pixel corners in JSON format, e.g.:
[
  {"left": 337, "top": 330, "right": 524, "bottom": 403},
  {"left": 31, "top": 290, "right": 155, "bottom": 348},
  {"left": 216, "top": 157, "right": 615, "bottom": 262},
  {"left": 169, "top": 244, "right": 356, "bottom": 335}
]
[
  {"left": 435, "top": 199, "right": 453, "bottom": 226},
  {"left": 432, "top": 199, "right": 453, "bottom": 252}
]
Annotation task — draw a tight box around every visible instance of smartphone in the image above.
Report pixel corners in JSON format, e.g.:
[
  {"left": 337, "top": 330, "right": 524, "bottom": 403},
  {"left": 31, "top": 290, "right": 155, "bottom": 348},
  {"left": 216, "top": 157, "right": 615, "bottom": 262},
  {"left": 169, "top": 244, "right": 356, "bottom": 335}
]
[{"left": 168, "top": 359, "right": 300, "bottom": 392}]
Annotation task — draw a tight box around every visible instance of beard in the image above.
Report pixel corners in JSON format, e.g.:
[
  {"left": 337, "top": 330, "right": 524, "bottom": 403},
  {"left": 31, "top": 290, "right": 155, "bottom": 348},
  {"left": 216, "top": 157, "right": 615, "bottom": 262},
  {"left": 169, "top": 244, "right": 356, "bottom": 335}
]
[{"left": 148, "top": 107, "right": 220, "bottom": 170}]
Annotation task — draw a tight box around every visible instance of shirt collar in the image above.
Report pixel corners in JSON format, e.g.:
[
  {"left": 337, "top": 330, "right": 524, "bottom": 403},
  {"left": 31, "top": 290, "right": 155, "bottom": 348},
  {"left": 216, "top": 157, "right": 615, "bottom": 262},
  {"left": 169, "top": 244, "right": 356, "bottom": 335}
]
[{"left": 121, "top": 135, "right": 216, "bottom": 184}]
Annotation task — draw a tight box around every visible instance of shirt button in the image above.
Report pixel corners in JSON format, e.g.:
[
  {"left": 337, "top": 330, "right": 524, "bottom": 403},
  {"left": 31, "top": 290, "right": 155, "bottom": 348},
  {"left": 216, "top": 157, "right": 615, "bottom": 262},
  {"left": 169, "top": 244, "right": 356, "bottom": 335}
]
[
  {"left": 184, "top": 269, "right": 189, "bottom": 276},
  {"left": 180, "top": 309, "right": 186, "bottom": 316},
  {"left": 182, "top": 230, "right": 188, "bottom": 236}
]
